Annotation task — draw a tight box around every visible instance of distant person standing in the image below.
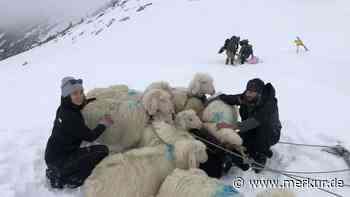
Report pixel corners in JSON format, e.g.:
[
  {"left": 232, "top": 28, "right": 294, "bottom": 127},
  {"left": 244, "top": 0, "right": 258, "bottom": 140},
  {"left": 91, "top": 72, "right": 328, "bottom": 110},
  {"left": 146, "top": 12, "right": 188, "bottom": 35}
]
[
  {"left": 294, "top": 36, "right": 309, "bottom": 53},
  {"left": 218, "top": 36, "right": 240, "bottom": 65}
]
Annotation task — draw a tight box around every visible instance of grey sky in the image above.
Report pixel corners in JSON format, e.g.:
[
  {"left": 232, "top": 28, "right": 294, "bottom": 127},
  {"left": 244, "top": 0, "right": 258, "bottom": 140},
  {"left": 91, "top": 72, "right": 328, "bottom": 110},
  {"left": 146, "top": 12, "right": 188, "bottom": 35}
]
[{"left": 0, "top": 0, "right": 110, "bottom": 31}]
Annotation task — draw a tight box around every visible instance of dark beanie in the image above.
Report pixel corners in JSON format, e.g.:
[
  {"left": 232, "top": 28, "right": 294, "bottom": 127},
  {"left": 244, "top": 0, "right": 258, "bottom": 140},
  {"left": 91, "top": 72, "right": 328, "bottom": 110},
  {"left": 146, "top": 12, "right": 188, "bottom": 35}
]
[{"left": 246, "top": 78, "right": 265, "bottom": 94}]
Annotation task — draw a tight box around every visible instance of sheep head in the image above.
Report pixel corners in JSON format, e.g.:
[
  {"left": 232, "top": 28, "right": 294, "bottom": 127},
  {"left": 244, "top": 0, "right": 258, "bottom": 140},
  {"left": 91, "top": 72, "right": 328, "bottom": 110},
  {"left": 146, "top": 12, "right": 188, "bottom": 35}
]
[
  {"left": 173, "top": 139, "right": 208, "bottom": 169},
  {"left": 188, "top": 73, "right": 216, "bottom": 97},
  {"left": 175, "top": 109, "right": 202, "bottom": 131},
  {"left": 142, "top": 88, "right": 175, "bottom": 116},
  {"left": 144, "top": 81, "right": 173, "bottom": 96}
]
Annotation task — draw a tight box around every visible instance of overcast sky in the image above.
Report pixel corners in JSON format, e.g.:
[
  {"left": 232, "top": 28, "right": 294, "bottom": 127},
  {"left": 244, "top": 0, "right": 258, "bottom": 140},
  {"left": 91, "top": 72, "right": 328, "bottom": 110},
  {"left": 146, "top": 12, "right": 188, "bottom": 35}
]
[{"left": 0, "top": 0, "right": 110, "bottom": 31}]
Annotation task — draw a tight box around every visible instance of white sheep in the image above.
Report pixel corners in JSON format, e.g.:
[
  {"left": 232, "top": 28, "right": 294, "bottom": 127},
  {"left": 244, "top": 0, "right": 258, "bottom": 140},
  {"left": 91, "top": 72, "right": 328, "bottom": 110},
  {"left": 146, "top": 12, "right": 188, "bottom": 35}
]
[
  {"left": 82, "top": 87, "right": 175, "bottom": 153},
  {"left": 142, "top": 88, "right": 175, "bottom": 124},
  {"left": 202, "top": 99, "right": 239, "bottom": 125},
  {"left": 82, "top": 97, "right": 149, "bottom": 153},
  {"left": 156, "top": 168, "right": 245, "bottom": 197},
  {"left": 84, "top": 139, "right": 208, "bottom": 197},
  {"left": 137, "top": 109, "right": 202, "bottom": 148},
  {"left": 199, "top": 97, "right": 246, "bottom": 155},
  {"left": 188, "top": 73, "right": 216, "bottom": 97},
  {"left": 144, "top": 73, "right": 216, "bottom": 115},
  {"left": 203, "top": 122, "right": 245, "bottom": 155},
  {"left": 86, "top": 84, "right": 133, "bottom": 101}
]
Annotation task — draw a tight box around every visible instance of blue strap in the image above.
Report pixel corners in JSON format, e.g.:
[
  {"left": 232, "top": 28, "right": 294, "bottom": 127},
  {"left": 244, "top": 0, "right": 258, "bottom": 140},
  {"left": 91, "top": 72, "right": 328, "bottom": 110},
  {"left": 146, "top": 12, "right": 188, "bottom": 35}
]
[
  {"left": 127, "top": 100, "right": 141, "bottom": 109},
  {"left": 165, "top": 144, "right": 175, "bottom": 161},
  {"left": 212, "top": 185, "right": 239, "bottom": 197},
  {"left": 211, "top": 112, "right": 224, "bottom": 123},
  {"left": 128, "top": 89, "right": 138, "bottom": 95}
]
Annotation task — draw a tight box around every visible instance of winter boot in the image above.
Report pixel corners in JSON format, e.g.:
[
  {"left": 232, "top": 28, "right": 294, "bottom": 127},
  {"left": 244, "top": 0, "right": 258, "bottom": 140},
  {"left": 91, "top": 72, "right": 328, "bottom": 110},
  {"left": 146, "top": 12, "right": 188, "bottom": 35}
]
[
  {"left": 65, "top": 176, "right": 84, "bottom": 189},
  {"left": 230, "top": 58, "right": 235, "bottom": 65},
  {"left": 265, "top": 149, "right": 273, "bottom": 158},
  {"left": 223, "top": 154, "right": 250, "bottom": 173},
  {"left": 46, "top": 168, "right": 65, "bottom": 189},
  {"left": 252, "top": 153, "right": 267, "bottom": 173}
]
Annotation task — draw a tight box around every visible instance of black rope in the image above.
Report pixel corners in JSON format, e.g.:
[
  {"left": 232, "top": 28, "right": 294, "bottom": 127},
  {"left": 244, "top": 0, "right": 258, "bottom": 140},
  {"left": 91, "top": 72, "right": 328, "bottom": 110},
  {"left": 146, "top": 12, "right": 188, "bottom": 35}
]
[
  {"left": 278, "top": 141, "right": 335, "bottom": 148},
  {"left": 190, "top": 133, "right": 346, "bottom": 197},
  {"left": 192, "top": 133, "right": 350, "bottom": 174},
  {"left": 264, "top": 168, "right": 350, "bottom": 175}
]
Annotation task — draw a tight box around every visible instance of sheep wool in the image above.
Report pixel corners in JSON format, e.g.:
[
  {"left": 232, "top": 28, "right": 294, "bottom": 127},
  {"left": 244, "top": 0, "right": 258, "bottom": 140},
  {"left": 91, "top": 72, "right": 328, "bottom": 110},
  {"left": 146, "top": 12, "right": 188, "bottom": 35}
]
[
  {"left": 156, "top": 168, "right": 244, "bottom": 197},
  {"left": 137, "top": 122, "right": 194, "bottom": 148},
  {"left": 202, "top": 100, "right": 238, "bottom": 125},
  {"left": 109, "top": 99, "right": 149, "bottom": 151},
  {"left": 87, "top": 84, "right": 143, "bottom": 103},
  {"left": 188, "top": 73, "right": 216, "bottom": 97},
  {"left": 86, "top": 84, "right": 129, "bottom": 101},
  {"left": 184, "top": 96, "right": 205, "bottom": 115},
  {"left": 82, "top": 98, "right": 119, "bottom": 129},
  {"left": 137, "top": 110, "right": 202, "bottom": 148},
  {"left": 144, "top": 81, "right": 173, "bottom": 96},
  {"left": 171, "top": 87, "right": 188, "bottom": 113},
  {"left": 82, "top": 97, "right": 149, "bottom": 153},
  {"left": 203, "top": 122, "right": 243, "bottom": 153},
  {"left": 142, "top": 88, "right": 175, "bottom": 124},
  {"left": 143, "top": 73, "right": 216, "bottom": 115},
  {"left": 84, "top": 140, "right": 208, "bottom": 197}
]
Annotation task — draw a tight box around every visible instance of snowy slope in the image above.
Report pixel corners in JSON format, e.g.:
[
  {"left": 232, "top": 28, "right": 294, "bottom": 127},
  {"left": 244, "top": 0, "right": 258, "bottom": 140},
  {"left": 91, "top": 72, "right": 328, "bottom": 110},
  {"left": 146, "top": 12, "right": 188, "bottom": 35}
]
[{"left": 1, "top": 0, "right": 350, "bottom": 196}]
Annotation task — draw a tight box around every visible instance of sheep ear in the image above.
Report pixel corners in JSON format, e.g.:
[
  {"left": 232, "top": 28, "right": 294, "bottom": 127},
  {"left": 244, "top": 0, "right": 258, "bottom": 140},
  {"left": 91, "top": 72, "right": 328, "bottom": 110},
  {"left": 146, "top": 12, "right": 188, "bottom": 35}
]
[{"left": 189, "top": 80, "right": 201, "bottom": 96}]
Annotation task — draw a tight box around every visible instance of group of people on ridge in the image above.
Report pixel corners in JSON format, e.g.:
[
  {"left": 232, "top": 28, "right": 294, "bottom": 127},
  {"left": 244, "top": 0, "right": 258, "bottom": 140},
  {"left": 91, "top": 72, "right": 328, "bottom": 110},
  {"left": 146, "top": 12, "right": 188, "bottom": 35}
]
[{"left": 219, "top": 35, "right": 254, "bottom": 65}]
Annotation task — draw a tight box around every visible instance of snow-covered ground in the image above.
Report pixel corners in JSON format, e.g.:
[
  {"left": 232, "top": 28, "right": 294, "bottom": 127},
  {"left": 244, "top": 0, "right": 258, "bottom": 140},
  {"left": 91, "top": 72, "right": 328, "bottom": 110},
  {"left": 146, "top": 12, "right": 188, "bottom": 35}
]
[{"left": 1, "top": 0, "right": 350, "bottom": 196}]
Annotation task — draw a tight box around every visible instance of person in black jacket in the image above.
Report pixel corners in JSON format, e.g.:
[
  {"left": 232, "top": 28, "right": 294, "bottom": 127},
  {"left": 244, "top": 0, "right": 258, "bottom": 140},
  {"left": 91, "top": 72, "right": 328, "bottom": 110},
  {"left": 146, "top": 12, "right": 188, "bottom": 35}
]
[
  {"left": 45, "top": 77, "right": 114, "bottom": 189},
  {"left": 217, "top": 78, "right": 282, "bottom": 173},
  {"left": 218, "top": 36, "right": 240, "bottom": 65},
  {"left": 238, "top": 39, "right": 253, "bottom": 64}
]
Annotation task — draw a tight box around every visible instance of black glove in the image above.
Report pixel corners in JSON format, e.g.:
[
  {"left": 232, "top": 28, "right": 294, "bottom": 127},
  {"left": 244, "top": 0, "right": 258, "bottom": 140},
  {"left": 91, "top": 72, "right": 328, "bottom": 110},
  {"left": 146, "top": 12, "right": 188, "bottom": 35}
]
[
  {"left": 82, "top": 97, "right": 97, "bottom": 108},
  {"left": 86, "top": 98, "right": 97, "bottom": 104}
]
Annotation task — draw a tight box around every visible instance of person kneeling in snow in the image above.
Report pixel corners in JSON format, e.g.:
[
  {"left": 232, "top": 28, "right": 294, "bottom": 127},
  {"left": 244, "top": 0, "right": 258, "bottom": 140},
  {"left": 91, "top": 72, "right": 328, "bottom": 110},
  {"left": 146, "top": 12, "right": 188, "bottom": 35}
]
[
  {"left": 238, "top": 39, "right": 254, "bottom": 64},
  {"left": 44, "top": 77, "right": 114, "bottom": 189},
  {"left": 217, "top": 78, "right": 281, "bottom": 173}
]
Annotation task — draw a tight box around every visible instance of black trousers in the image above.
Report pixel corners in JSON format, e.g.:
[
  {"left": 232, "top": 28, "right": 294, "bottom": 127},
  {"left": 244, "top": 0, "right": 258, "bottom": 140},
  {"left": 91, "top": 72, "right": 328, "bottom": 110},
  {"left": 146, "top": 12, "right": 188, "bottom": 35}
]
[
  {"left": 240, "top": 55, "right": 249, "bottom": 64},
  {"left": 240, "top": 127, "right": 280, "bottom": 156},
  {"left": 47, "top": 145, "right": 109, "bottom": 184},
  {"left": 199, "top": 149, "right": 224, "bottom": 178}
]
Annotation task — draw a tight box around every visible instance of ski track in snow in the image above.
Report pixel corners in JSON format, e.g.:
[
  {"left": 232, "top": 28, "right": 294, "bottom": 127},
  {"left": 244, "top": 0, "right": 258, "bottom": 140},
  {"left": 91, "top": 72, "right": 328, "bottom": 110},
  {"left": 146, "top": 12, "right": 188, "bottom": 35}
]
[{"left": 1, "top": 0, "right": 350, "bottom": 196}]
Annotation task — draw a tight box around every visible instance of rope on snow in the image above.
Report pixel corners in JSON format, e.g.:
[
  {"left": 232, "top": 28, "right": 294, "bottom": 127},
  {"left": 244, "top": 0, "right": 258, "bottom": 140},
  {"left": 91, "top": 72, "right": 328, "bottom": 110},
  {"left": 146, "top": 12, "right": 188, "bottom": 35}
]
[{"left": 190, "top": 133, "right": 347, "bottom": 197}]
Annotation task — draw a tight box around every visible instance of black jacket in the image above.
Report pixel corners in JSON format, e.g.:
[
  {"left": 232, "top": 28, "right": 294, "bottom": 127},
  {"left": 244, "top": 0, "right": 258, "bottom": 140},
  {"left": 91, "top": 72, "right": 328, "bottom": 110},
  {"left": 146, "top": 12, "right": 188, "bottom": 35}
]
[
  {"left": 239, "top": 44, "right": 253, "bottom": 57},
  {"left": 219, "top": 83, "right": 281, "bottom": 153},
  {"left": 45, "top": 97, "right": 106, "bottom": 165},
  {"left": 219, "top": 39, "right": 239, "bottom": 54}
]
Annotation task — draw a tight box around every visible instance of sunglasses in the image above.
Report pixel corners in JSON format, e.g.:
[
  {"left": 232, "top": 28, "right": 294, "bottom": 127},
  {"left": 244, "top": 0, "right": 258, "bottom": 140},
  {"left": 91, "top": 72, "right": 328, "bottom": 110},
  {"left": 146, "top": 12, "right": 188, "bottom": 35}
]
[{"left": 68, "top": 79, "right": 83, "bottom": 85}]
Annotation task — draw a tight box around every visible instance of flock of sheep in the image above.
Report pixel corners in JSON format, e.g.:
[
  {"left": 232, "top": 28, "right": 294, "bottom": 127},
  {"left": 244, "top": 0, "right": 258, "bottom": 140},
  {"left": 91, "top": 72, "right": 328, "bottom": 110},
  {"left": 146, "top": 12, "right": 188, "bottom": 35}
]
[{"left": 81, "top": 73, "right": 295, "bottom": 197}]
